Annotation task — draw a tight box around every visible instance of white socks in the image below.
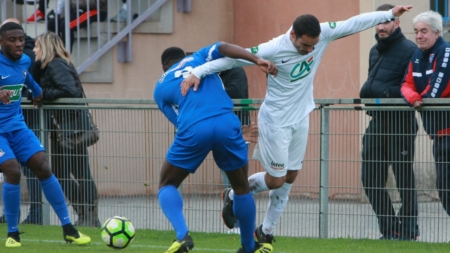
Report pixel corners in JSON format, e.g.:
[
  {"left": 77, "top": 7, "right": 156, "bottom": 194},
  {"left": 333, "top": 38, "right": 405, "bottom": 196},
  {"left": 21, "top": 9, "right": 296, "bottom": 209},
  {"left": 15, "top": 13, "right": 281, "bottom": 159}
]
[
  {"left": 228, "top": 172, "right": 269, "bottom": 201},
  {"left": 262, "top": 182, "right": 292, "bottom": 235},
  {"left": 227, "top": 172, "right": 292, "bottom": 235}
]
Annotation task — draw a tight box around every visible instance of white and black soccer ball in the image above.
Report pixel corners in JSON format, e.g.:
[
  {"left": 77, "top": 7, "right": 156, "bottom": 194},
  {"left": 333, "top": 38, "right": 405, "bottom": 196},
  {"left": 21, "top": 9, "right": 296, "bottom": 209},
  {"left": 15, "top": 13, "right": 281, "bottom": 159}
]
[{"left": 100, "top": 216, "right": 135, "bottom": 249}]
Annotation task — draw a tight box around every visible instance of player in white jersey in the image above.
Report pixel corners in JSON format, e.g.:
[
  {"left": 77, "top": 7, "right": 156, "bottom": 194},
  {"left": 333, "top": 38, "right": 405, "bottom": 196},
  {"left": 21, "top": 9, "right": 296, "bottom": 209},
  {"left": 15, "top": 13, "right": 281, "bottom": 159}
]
[{"left": 181, "top": 4, "right": 413, "bottom": 243}]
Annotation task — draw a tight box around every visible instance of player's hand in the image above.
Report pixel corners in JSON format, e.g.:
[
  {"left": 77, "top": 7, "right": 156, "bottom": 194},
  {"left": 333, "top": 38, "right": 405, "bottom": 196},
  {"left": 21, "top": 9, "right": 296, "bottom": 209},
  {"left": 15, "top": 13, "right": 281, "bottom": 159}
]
[
  {"left": 241, "top": 122, "right": 258, "bottom": 143},
  {"left": 0, "top": 90, "right": 13, "bottom": 104},
  {"left": 181, "top": 74, "right": 200, "bottom": 96},
  {"left": 392, "top": 5, "right": 412, "bottom": 17},
  {"left": 256, "top": 59, "right": 278, "bottom": 77},
  {"left": 32, "top": 93, "right": 43, "bottom": 108},
  {"left": 412, "top": 100, "right": 422, "bottom": 108}
]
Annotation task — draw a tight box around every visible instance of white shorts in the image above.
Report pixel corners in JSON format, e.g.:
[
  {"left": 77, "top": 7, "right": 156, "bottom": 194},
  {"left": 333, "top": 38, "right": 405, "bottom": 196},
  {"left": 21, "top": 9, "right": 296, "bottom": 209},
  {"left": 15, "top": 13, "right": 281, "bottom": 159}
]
[{"left": 252, "top": 116, "right": 309, "bottom": 178}]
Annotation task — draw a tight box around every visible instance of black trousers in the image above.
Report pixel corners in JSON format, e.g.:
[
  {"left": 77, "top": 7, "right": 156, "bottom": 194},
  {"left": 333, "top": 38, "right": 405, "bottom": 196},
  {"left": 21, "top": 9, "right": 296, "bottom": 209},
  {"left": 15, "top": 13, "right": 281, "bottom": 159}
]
[
  {"left": 432, "top": 136, "right": 450, "bottom": 216},
  {"left": 47, "top": 9, "right": 107, "bottom": 52},
  {"left": 50, "top": 138, "right": 98, "bottom": 215},
  {"left": 361, "top": 111, "right": 419, "bottom": 237}
]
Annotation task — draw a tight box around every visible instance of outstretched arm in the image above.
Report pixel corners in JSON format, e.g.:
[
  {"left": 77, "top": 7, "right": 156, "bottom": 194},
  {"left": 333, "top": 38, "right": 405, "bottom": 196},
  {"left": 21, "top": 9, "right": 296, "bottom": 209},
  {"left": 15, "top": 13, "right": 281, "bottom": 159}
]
[
  {"left": 181, "top": 42, "right": 277, "bottom": 96},
  {"left": 217, "top": 43, "right": 277, "bottom": 75}
]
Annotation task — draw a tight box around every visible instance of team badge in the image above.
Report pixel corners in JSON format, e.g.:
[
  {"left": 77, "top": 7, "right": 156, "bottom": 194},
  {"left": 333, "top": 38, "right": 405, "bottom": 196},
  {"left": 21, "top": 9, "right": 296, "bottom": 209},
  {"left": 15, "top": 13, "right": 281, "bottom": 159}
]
[
  {"left": 250, "top": 46, "right": 259, "bottom": 54},
  {"left": 328, "top": 22, "right": 337, "bottom": 29},
  {"left": 0, "top": 149, "right": 4, "bottom": 157},
  {"left": 429, "top": 54, "right": 435, "bottom": 63},
  {"left": 23, "top": 69, "right": 27, "bottom": 79}
]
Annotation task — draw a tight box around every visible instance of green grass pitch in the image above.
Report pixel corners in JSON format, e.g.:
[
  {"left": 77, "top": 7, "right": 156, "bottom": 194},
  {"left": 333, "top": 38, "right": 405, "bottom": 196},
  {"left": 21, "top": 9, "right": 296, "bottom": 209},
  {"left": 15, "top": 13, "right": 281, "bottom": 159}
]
[{"left": 0, "top": 224, "right": 448, "bottom": 252}]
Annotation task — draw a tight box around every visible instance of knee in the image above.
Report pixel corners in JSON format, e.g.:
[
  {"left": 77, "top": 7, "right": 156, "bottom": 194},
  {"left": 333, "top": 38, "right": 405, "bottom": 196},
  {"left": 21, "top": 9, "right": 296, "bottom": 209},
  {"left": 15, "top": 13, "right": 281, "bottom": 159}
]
[
  {"left": 30, "top": 160, "right": 52, "bottom": 180},
  {"left": 265, "top": 174, "right": 286, "bottom": 189},
  {"left": 1, "top": 160, "right": 22, "bottom": 184},
  {"left": 5, "top": 168, "right": 22, "bottom": 184}
]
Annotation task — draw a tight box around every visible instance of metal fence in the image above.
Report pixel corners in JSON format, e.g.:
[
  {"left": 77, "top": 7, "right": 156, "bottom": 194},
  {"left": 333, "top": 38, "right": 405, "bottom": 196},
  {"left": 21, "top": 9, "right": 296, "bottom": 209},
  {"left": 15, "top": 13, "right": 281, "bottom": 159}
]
[
  {"left": 2, "top": 0, "right": 169, "bottom": 74},
  {"left": 1, "top": 98, "right": 450, "bottom": 243}
]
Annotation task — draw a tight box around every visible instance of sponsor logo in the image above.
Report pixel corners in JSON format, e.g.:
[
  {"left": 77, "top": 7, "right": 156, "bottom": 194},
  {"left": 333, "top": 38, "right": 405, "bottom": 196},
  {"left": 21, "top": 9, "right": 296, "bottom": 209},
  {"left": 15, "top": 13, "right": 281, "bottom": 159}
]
[
  {"left": 281, "top": 58, "right": 292, "bottom": 64},
  {"left": 289, "top": 56, "right": 314, "bottom": 82},
  {"left": 270, "top": 161, "right": 284, "bottom": 170},
  {"left": 1, "top": 75, "right": 10, "bottom": 79},
  {"left": 415, "top": 59, "right": 419, "bottom": 64},
  {"left": 328, "top": 22, "right": 337, "bottom": 28},
  {"left": 250, "top": 46, "right": 259, "bottom": 54},
  {"left": 0, "top": 84, "right": 23, "bottom": 102}
]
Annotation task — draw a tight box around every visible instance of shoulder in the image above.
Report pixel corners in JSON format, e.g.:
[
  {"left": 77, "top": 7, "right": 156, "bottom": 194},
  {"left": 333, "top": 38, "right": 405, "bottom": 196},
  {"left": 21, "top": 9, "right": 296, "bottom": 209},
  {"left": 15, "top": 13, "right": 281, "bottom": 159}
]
[
  {"left": 401, "top": 38, "right": 417, "bottom": 49},
  {"left": 47, "top": 57, "right": 70, "bottom": 69}
]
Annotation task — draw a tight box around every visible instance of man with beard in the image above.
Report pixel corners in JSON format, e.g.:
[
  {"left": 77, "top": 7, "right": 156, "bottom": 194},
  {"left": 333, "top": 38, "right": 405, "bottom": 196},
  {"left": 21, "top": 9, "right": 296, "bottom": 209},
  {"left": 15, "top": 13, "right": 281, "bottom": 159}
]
[{"left": 359, "top": 3, "right": 419, "bottom": 241}]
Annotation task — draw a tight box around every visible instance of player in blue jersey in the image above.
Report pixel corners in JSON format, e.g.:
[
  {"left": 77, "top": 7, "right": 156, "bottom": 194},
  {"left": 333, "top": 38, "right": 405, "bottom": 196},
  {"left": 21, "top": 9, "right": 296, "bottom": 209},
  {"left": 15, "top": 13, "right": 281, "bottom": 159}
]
[
  {"left": 154, "top": 42, "right": 277, "bottom": 253},
  {"left": 0, "top": 22, "right": 90, "bottom": 247}
]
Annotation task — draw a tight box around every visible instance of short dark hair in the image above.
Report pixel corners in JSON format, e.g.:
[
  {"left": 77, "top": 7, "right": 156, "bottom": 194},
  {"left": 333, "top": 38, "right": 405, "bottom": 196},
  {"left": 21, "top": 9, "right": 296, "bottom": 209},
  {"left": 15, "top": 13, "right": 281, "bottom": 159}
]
[
  {"left": 292, "top": 14, "right": 321, "bottom": 38},
  {"left": 0, "top": 22, "right": 23, "bottom": 36},
  {"left": 376, "top": 4, "right": 394, "bottom": 11},
  {"left": 161, "top": 47, "right": 185, "bottom": 67}
]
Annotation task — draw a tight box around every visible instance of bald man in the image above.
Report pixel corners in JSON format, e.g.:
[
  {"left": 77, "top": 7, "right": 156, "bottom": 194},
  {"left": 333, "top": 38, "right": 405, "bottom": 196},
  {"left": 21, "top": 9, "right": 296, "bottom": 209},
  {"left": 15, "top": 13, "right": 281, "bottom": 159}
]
[{"left": 0, "top": 18, "right": 42, "bottom": 225}]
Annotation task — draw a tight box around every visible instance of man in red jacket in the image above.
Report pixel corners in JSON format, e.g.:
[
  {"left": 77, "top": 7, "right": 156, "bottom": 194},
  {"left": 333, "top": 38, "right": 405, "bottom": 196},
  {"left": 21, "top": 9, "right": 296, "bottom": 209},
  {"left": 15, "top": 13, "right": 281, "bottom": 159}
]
[{"left": 401, "top": 10, "right": 450, "bottom": 218}]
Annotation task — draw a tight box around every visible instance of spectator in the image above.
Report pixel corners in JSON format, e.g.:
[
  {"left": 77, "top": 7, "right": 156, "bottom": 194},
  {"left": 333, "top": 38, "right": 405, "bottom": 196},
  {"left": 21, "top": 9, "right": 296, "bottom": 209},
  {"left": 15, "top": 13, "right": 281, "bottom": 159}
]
[
  {"left": 218, "top": 67, "right": 250, "bottom": 233},
  {"left": 110, "top": 0, "right": 127, "bottom": 22},
  {"left": 33, "top": 32, "right": 100, "bottom": 227},
  {"left": 182, "top": 4, "right": 413, "bottom": 244},
  {"left": 359, "top": 4, "right": 419, "bottom": 241},
  {"left": 401, "top": 11, "right": 450, "bottom": 219},
  {"left": 0, "top": 18, "right": 43, "bottom": 225},
  {"left": 47, "top": 0, "right": 107, "bottom": 52},
  {"left": 25, "top": 0, "right": 49, "bottom": 22},
  {"left": 219, "top": 67, "right": 250, "bottom": 188},
  {"left": 154, "top": 43, "right": 276, "bottom": 253}
]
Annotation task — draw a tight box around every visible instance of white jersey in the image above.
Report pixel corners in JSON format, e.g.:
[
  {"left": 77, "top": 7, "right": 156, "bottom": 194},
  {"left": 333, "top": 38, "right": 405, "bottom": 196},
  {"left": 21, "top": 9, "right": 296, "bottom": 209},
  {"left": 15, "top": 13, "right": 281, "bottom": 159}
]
[{"left": 191, "top": 10, "right": 395, "bottom": 127}]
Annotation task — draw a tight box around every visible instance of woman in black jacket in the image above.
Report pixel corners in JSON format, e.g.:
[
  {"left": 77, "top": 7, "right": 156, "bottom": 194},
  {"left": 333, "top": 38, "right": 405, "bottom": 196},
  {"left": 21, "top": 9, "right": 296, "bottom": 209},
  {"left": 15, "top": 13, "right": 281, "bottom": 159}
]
[{"left": 33, "top": 32, "right": 100, "bottom": 227}]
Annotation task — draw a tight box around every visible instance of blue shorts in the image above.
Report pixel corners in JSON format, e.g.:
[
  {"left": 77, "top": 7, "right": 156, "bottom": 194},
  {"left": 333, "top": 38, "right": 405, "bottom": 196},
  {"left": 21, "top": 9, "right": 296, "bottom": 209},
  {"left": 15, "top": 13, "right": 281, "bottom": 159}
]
[
  {"left": 167, "top": 113, "right": 248, "bottom": 173},
  {"left": 0, "top": 128, "right": 45, "bottom": 166}
]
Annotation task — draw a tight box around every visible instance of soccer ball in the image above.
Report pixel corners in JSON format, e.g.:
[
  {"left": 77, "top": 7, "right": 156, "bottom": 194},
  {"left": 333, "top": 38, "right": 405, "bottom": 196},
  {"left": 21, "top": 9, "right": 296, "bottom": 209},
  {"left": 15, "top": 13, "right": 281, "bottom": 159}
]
[{"left": 101, "top": 216, "right": 135, "bottom": 249}]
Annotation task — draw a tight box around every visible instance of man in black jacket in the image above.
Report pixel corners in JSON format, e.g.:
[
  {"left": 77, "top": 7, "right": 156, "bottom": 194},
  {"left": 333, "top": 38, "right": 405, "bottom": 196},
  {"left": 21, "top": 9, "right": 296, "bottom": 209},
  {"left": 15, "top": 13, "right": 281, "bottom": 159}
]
[
  {"left": 0, "top": 18, "right": 43, "bottom": 225},
  {"left": 359, "top": 4, "right": 419, "bottom": 241},
  {"left": 219, "top": 67, "right": 250, "bottom": 194}
]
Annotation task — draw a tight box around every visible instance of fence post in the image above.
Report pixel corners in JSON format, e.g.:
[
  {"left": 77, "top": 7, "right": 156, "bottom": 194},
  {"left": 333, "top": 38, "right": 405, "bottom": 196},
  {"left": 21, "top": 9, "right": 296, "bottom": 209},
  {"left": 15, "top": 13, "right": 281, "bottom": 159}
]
[
  {"left": 319, "top": 105, "right": 329, "bottom": 238},
  {"left": 39, "top": 106, "right": 51, "bottom": 225}
]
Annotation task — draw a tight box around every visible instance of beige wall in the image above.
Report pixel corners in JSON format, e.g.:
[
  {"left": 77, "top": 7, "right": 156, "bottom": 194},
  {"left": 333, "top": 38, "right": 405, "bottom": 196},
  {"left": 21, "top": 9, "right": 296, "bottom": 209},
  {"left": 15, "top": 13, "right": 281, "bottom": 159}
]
[
  {"left": 87, "top": 0, "right": 234, "bottom": 99},
  {"left": 84, "top": 0, "right": 430, "bottom": 99}
]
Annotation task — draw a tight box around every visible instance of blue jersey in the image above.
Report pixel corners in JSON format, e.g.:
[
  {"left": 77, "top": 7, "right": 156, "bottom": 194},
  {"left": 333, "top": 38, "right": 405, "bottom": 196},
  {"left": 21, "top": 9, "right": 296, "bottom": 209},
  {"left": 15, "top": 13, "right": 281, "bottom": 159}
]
[
  {"left": 154, "top": 42, "right": 234, "bottom": 133},
  {"left": 0, "top": 51, "right": 42, "bottom": 133}
]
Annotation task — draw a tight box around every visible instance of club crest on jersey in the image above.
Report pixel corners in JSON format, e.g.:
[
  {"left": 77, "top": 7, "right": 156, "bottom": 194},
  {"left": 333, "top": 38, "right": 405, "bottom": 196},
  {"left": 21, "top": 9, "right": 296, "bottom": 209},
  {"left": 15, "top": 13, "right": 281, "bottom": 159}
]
[
  {"left": 429, "top": 54, "right": 435, "bottom": 63},
  {"left": 23, "top": 69, "right": 27, "bottom": 79},
  {"left": 250, "top": 46, "right": 258, "bottom": 54},
  {"left": 328, "top": 22, "right": 336, "bottom": 29},
  {"left": 0, "top": 149, "right": 4, "bottom": 157},
  {"left": 289, "top": 56, "right": 314, "bottom": 82}
]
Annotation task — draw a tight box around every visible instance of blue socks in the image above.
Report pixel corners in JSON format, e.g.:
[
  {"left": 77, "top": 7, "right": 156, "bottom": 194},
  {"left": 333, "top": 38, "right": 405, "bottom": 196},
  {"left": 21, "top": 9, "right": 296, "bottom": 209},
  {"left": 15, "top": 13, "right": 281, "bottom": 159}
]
[
  {"left": 40, "top": 174, "right": 71, "bottom": 226},
  {"left": 158, "top": 185, "right": 188, "bottom": 240},
  {"left": 233, "top": 192, "right": 256, "bottom": 253},
  {"left": 3, "top": 183, "right": 20, "bottom": 233}
]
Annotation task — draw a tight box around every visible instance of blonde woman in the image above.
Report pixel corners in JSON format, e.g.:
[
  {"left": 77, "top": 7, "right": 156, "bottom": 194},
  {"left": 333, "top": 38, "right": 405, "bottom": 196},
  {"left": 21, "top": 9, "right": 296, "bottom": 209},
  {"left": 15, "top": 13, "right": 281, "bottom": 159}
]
[{"left": 33, "top": 32, "right": 100, "bottom": 227}]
